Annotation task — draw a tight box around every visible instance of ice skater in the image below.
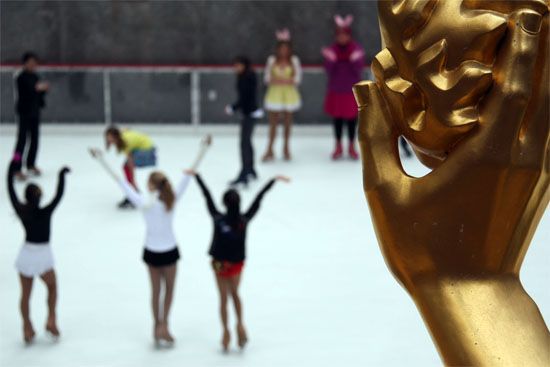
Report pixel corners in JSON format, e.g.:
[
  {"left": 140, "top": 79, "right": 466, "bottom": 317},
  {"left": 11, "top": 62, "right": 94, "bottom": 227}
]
[
  {"left": 225, "top": 56, "right": 262, "bottom": 187},
  {"left": 12, "top": 52, "right": 49, "bottom": 180},
  {"left": 7, "top": 157, "right": 70, "bottom": 343},
  {"left": 89, "top": 136, "right": 211, "bottom": 346},
  {"left": 90, "top": 150, "right": 186, "bottom": 346},
  {"left": 103, "top": 126, "right": 157, "bottom": 208},
  {"left": 322, "top": 15, "right": 364, "bottom": 160},
  {"left": 262, "top": 28, "right": 302, "bottom": 162},
  {"left": 187, "top": 170, "right": 289, "bottom": 351}
]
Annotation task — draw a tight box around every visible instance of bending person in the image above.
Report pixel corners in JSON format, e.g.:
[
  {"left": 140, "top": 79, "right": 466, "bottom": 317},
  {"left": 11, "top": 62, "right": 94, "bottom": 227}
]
[
  {"left": 7, "top": 157, "right": 70, "bottom": 343},
  {"left": 90, "top": 148, "right": 190, "bottom": 346},
  {"left": 104, "top": 126, "right": 157, "bottom": 209},
  {"left": 188, "top": 170, "right": 289, "bottom": 351}
]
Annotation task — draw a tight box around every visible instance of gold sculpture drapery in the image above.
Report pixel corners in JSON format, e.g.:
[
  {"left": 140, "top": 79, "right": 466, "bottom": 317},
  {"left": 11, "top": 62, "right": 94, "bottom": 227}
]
[{"left": 354, "top": 1, "right": 549, "bottom": 365}]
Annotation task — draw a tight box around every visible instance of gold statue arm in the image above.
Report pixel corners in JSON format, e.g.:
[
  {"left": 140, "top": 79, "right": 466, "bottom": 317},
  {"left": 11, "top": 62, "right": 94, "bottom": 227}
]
[
  {"left": 414, "top": 276, "right": 549, "bottom": 366},
  {"left": 354, "top": 4, "right": 549, "bottom": 366}
]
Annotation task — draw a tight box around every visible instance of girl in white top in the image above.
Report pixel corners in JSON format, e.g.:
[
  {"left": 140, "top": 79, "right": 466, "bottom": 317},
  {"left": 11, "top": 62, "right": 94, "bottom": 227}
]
[{"left": 90, "top": 148, "right": 191, "bottom": 346}]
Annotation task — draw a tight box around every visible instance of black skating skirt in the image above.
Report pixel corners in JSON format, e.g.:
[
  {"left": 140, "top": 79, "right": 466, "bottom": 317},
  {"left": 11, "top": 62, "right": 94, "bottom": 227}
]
[{"left": 143, "top": 247, "right": 180, "bottom": 267}]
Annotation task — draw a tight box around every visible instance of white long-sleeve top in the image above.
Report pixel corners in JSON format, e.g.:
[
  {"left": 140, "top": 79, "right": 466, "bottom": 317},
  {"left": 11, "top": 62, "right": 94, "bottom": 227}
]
[{"left": 118, "top": 174, "right": 191, "bottom": 253}]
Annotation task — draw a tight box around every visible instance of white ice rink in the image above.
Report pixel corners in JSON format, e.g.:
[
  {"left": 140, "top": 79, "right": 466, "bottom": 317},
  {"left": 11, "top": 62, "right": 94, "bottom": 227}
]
[{"left": 1, "top": 125, "right": 548, "bottom": 367}]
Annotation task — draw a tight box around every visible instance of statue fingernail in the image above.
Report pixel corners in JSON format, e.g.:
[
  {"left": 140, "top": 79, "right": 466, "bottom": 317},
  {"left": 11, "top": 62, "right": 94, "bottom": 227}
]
[
  {"left": 353, "top": 81, "right": 373, "bottom": 107},
  {"left": 519, "top": 11, "right": 541, "bottom": 34}
]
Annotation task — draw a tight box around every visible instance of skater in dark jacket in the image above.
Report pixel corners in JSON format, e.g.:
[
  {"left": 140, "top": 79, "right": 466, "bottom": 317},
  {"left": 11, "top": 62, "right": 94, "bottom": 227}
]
[
  {"left": 225, "top": 56, "right": 262, "bottom": 187},
  {"left": 187, "top": 170, "right": 289, "bottom": 351},
  {"left": 12, "top": 52, "right": 49, "bottom": 180},
  {"left": 7, "top": 157, "right": 70, "bottom": 343}
]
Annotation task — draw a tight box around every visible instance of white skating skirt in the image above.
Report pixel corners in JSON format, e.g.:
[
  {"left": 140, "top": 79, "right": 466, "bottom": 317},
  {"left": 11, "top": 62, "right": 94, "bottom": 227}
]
[{"left": 15, "top": 242, "right": 54, "bottom": 277}]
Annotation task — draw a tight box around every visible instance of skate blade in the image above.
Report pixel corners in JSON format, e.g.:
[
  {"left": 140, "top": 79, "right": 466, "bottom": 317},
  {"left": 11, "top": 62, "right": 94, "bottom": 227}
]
[
  {"left": 154, "top": 339, "right": 174, "bottom": 349},
  {"left": 46, "top": 330, "right": 60, "bottom": 342}
]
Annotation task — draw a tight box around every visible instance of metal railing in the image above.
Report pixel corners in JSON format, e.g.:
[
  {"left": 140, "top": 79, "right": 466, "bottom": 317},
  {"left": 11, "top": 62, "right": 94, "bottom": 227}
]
[{"left": 0, "top": 65, "right": 372, "bottom": 124}]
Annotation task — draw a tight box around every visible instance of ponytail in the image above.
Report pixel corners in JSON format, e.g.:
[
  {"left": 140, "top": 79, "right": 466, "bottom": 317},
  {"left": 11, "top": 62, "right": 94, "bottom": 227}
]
[{"left": 149, "top": 172, "right": 175, "bottom": 211}]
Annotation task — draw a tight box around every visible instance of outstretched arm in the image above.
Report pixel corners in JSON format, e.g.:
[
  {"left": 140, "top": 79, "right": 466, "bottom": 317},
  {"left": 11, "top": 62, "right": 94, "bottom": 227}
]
[
  {"left": 44, "top": 167, "right": 70, "bottom": 212},
  {"left": 175, "top": 173, "right": 192, "bottom": 201},
  {"left": 89, "top": 148, "right": 145, "bottom": 208},
  {"left": 244, "top": 176, "right": 290, "bottom": 220},
  {"left": 244, "top": 179, "right": 276, "bottom": 221},
  {"left": 7, "top": 160, "right": 22, "bottom": 212},
  {"left": 194, "top": 174, "right": 220, "bottom": 217}
]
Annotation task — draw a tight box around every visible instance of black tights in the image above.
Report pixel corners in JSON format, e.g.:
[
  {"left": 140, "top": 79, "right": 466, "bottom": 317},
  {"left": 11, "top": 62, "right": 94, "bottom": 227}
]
[
  {"left": 333, "top": 118, "right": 357, "bottom": 142},
  {"left": 13, "top": 115, "right": 40, "bottom": 171}
]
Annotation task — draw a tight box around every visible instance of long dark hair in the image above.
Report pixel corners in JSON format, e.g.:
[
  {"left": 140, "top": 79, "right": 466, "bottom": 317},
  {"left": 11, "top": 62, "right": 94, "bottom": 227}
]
[
  {"left": 223, "top": 189, "right": 241, "bottom": 226},
  {"left": 105, "top": 126, "right": 126, "bottom": 152},
  {"left": 275, "top": 41, "right": 293, "bottom": 62},
  {"left": 234, "top": 56, "right": 252, "bottom": 74}
]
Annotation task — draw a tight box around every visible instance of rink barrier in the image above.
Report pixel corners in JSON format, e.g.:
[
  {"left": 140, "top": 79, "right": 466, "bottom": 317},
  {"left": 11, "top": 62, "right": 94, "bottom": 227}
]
[{"left": 0, "top": 64, "right": 372, "bottom": 125}]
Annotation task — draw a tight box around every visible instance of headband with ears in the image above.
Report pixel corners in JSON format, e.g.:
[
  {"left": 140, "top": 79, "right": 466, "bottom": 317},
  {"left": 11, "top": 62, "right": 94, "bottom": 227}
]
[
  {"left": 334, "top": 14, "right": 354, "bottom": 28},
  {"left": 275, "top": 28, "right": 291, "bottom": 41}
]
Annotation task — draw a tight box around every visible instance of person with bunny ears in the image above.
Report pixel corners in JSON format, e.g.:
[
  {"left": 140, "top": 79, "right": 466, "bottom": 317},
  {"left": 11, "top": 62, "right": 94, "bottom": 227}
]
[
  {"left": 262, "top": 28, "right": 302, "bottom": 162},
  {"left": 322, "top": 15, "right": 365, "bottom": 160}
]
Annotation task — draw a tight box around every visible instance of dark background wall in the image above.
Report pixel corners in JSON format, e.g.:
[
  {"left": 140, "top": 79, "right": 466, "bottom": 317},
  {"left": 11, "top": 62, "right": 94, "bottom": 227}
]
[{"left": 0, "top": 1, "right": 381, "bottom": 65}]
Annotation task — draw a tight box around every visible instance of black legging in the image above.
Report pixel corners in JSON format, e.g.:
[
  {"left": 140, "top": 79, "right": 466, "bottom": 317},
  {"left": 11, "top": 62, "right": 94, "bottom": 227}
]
[
  {"left": 333, "top": 118, "right": 357, "bottom": 142},
  {"left": 239, "top": 115, "right": 256, "bottom": 176},
  {"left": 13, "top": 114, "right": 40, "bottom": 171}
]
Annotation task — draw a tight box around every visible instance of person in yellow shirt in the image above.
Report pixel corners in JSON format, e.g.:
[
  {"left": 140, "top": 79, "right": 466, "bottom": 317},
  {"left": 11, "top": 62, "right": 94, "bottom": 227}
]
[{"left": 104, "top": 126, "right": 156, "bottom": 208}]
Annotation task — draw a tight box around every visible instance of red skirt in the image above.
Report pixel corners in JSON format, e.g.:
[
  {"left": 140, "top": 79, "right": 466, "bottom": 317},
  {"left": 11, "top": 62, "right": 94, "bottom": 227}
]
[
  {"left": 213, "top": 260, "right": 245, "bottom": 278},
  {"left": 324, "top": 91, "right": 358, "bottom": 119}
]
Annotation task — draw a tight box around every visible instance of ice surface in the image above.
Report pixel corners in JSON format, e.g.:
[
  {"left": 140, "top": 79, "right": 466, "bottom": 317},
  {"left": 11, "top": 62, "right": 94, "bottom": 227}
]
[{"left": 1, "top": 126, "right": 548, "bottom": 367}]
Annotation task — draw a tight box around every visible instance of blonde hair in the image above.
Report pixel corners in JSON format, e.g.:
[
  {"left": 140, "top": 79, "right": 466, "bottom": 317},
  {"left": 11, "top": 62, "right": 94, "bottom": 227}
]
[{"left": 149, "top": 171, "right": 175, "bottom": 211}]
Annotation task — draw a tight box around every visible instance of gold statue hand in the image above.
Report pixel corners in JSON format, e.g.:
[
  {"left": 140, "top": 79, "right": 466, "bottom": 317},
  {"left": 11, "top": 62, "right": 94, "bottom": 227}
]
[{"left": 354, "top": 7, "right": 549, "bottom": 366}]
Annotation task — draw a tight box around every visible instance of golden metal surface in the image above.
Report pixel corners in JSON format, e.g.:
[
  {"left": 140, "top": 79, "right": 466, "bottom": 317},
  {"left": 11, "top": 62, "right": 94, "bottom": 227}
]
[{"left": 353, "top": 1, "right": 549, "bottom": 365}]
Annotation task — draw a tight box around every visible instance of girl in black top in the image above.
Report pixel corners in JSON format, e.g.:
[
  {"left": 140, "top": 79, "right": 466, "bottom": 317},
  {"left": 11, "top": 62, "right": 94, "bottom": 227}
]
[
  {"left": 188, "top": 171, "right": 289, "bottom": 351},
  {"left": 7, "top": 158, "right": 70, "bottom": 343},
  {"left": 225, "top": 56, "right": 261, "bottom": 187}
]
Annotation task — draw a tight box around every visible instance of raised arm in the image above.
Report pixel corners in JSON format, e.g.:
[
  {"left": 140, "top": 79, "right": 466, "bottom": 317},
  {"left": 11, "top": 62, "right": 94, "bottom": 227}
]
[
  {"left": 194, "top": 174, "right": 220, "bottom": 217},
  {"left": 118, "top": 179, "right": 146, "bottom": 208},
  {"left": 89, "top": 148, "right": 145, "bottom": 208},
  {"left": 7, "top": 160, "right": 23, "bottom": 212},
  {"left": 244, "top": 178, "right": 277, "bottom": 221},
  {"left": 264, "top": 56, "right": 275, "bottom": 85},
  {"left": 291, "top": 55, "right": 302, "bottom": 85},
  {"left": 44, "top": 167, "right": 70, "bottom": 212},
  {"left": 175, "top": 173, "right": 192, "bottom": 201}
]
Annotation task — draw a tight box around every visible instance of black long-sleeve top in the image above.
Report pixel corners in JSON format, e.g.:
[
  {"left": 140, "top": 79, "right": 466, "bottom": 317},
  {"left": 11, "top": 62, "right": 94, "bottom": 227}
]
[
  {"left": 195, "top": 174, "right": 275, "bottom": 262},
  {"left": 232, "top": 70, "right": 258, "bottom": 116},
  {"left": 7, "top": 162, "right": 67, "bottom": 244},
  {"left": 16, "top": 70, "right": 45, "bottom": 117}
]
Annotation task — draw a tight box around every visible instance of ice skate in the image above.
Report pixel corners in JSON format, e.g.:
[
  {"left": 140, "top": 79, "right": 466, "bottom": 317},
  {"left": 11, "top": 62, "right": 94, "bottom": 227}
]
[
  {"left": 283, "top": 147, "right": 292, "bottom": 161},
  {"left": 153, "top": 323, "right": 162, "bottom": 346},
  {"left": 159, "top": 323, "right": 175, "bottom": 346},
  {"left": 23, "top": 322, "right": 35, "bottom": 344},
  {"left": 236, "top": 323, "right": 248, "bottom": 349},
  {"left": 331, "top": 141, "right": 343, "bottom": 160},
  {"left": 14, "top": 171, "right": 27, "bottom": 181},
  {"left": 229, "top": 175, "right": 248, "bottom": 188},
  {"left": 222, "top": 329, "right": 231, "bottom": 352},
  {"left": 348, "top": 144, "right": 359, "bottom": 160},
  {"left": 117, "top": 198, "right": 135, "bottom": 209},
  {"left": 27, "top": 167, "right": 42, "bottom": 177},
  {"left": 45, "top": 318, "right": 60, "bottom": 341},
  {"left": 261, "top": 151, "right": 274, "bottom": 162},
  {"left": 246, "top": 170, "right": 258, "bottom": 181}
]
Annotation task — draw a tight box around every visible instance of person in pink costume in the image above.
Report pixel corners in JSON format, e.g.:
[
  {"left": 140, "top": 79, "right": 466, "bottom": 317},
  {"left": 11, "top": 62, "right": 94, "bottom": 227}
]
[{"left": 322, "top": 15, "right": 365, "bottom": 160}]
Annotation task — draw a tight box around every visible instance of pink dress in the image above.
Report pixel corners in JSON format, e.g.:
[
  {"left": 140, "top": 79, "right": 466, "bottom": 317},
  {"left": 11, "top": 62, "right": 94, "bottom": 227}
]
[{"left": 323, "top": 41, "right": 365, "bottom": 120}]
